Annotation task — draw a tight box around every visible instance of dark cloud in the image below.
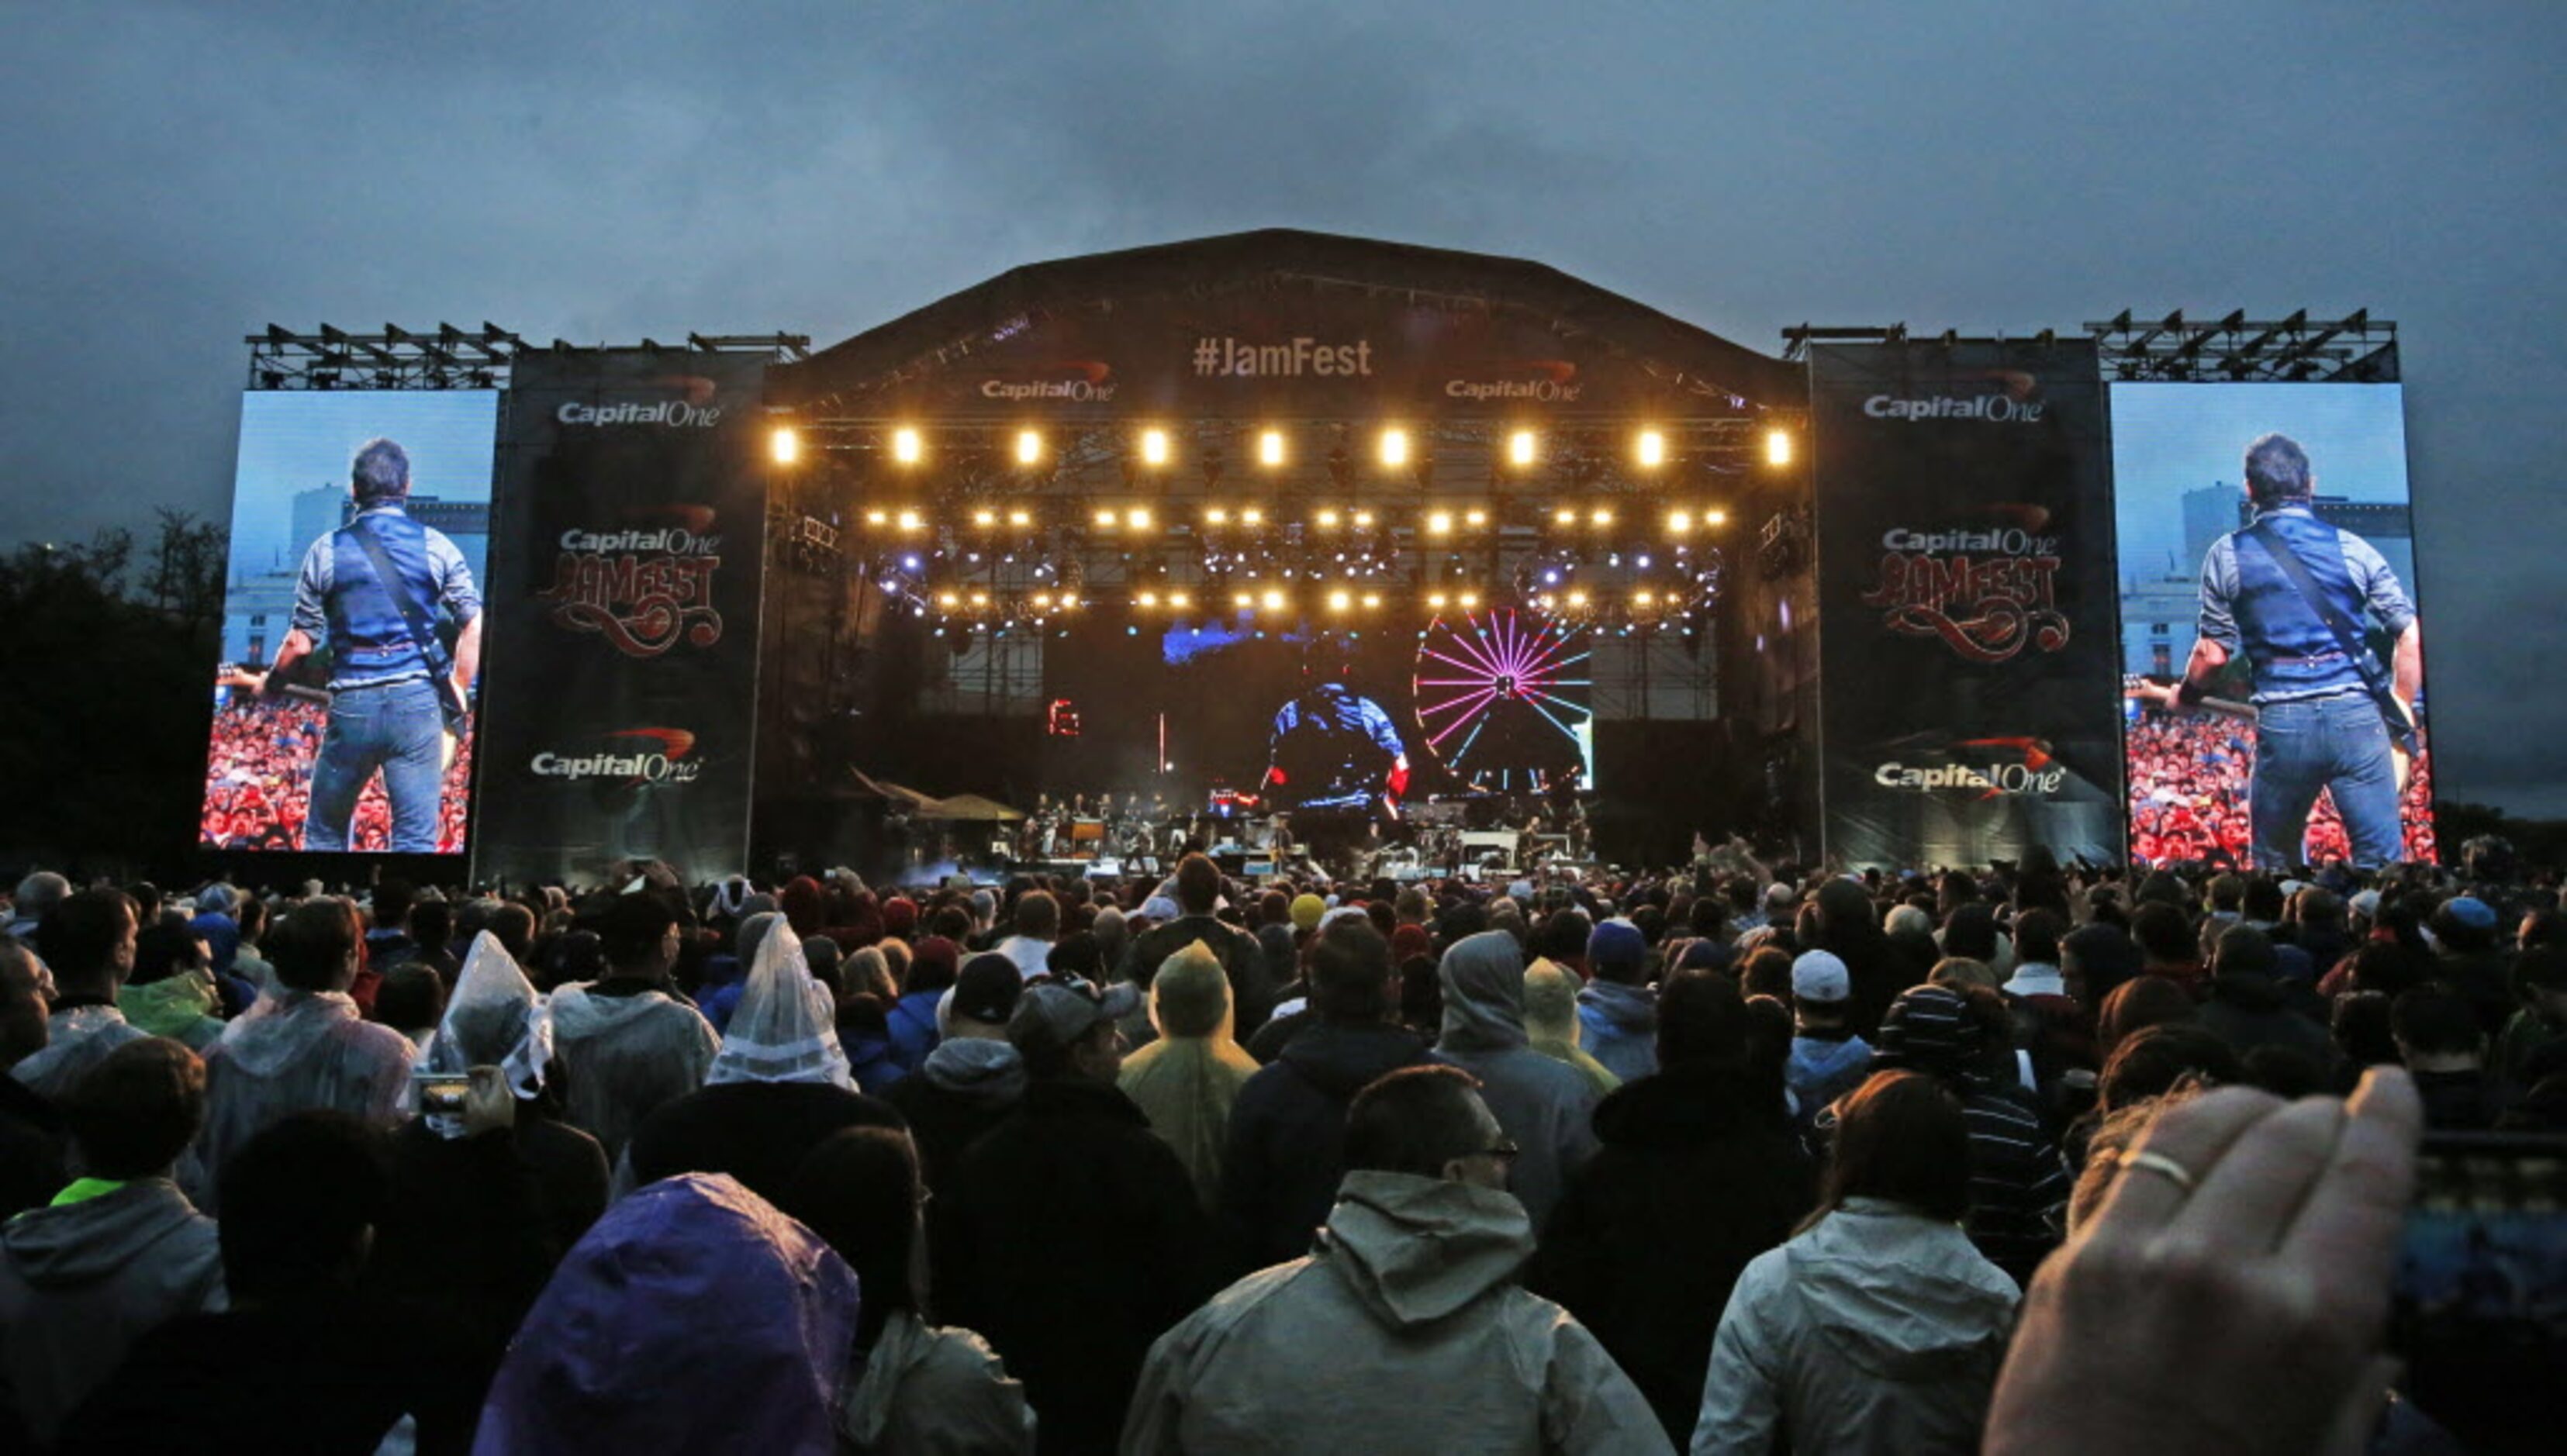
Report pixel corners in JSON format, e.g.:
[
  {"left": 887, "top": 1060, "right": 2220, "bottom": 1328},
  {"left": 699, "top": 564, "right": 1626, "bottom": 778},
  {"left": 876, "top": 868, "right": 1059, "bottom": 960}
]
[{"left": 4, "top": 2, "right": 2562, "bottom": 814}]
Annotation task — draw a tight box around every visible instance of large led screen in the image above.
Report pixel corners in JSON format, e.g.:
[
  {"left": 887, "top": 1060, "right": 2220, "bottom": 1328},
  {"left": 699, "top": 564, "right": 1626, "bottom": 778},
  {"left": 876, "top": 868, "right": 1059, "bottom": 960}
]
[
  {"left": 204, "top": 391, "right": 497, "bottom": 854},
  {"left": 2113, "top": 382, "right": 2434, "bottom": 867}
]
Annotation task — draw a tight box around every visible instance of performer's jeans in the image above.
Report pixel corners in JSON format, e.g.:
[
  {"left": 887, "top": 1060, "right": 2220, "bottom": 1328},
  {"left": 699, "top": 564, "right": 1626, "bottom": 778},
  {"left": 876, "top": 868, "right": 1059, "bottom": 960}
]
[
  {"left": 2251, "top": 692, "right": 2403, "bottom": 870},
  {"left": 305, "top": 678, "right": 444, "bottom": 854}
]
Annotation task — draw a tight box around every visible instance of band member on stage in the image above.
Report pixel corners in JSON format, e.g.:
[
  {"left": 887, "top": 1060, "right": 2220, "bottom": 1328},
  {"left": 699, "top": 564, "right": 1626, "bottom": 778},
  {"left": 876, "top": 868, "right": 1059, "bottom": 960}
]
[
  {"left": 239, "top": 438, "right": 480, "bottom": 853},
  {"left": 2134, "top": 433, "right": 2422, "bottom": 869}
]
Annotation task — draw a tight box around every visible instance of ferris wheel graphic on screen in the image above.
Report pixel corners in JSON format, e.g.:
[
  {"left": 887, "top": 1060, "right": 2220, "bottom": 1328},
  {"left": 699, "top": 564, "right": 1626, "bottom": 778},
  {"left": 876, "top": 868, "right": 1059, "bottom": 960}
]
[{"left": 1413, "top": 609, "right": 1593, "bottom": 792}]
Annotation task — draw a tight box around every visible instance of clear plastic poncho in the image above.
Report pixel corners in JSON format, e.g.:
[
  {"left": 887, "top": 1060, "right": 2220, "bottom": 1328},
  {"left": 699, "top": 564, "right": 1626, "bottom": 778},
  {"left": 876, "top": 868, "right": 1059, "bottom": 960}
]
[
  {"left": 706, "top": 919, "right": 853, "bottom": 1090},
  {"left": 421, "top": 931, "right": 554, "bottom": 1137}
]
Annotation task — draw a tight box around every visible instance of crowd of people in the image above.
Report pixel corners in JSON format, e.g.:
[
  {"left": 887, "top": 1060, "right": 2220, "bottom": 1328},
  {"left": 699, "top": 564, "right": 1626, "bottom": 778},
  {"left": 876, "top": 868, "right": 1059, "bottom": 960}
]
[
  {"left": 198, "top": 695, "right": 475, "bottom": 854},
  {"left": 0, "top": 840, "right": 2555, "bottom": 1453},
  {"left": 2124, "top": 709, "right": 2438, "bottom": 865}
]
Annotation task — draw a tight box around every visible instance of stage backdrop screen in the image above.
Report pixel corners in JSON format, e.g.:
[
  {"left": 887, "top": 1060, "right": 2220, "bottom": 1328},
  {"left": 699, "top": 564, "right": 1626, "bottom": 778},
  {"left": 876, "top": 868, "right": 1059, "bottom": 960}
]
[
  {"left": 2112, "top": 381, "right": 2435, "bottom": 866},
  {"left": 1809, "top": 340, "right": 2126, "bottom": 870},
  {"left": 471, "top": 350, "right": 769, "bottom": 885},
  {"left": 1040, "top": 609, "right": 1594, "bottom": 816},
  {"left": 203, "top": 390, "right": 498, "bottom": 854}
]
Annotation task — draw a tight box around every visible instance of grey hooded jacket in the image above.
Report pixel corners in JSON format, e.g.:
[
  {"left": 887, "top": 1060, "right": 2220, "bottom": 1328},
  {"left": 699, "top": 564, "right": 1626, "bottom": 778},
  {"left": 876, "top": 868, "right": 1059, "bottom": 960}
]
[
  {"left": 1432, "top": 931, "right": 1601, "bottom": 1231},
  {"left": 0, "top": 1178, "right": 226, "bottom": 1446}
]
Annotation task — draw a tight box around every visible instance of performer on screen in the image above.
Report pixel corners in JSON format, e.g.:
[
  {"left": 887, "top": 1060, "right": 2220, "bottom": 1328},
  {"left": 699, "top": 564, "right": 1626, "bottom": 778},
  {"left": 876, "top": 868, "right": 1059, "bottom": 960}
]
[
  {"left": 1260, "top": 649, "right": 1409, "bottom": 818},
  {"left": 239, "top": 438, "right": 481, "bottom": 854},
  {"left": 2134, "top": 433, "right": 2422, "bottom": 870}
]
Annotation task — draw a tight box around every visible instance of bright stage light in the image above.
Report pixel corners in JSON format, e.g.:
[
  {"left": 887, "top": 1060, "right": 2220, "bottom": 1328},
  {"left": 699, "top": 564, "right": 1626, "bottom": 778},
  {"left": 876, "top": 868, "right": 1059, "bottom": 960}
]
[
  {"left": 1636, "top": 429, "right": 1666, "bottom": 468},
  {"left": 863, "top": 509, "right": 889, "bottom": 526},
  {"left": 1234, "top": 591, "right": 1254, "bottom": 609},
  {"left": 1204, "top": 506, "right": 1230, "bottom": 525},
  {"left": 1140, "top": 428, "right": 1171, "bottom": 466},
  {"left": 1589, "top": 507, "right": 1614, "bottom": 526},
  {"left": 1169, "top": 591, "right": 1190, "bottom": 609},
  {"left": 769, "top": 426, "right": 800, "bottom": 465},
  {"left": 1127, "top": 505, "right": 1153, "bottom": 530},
  {"left": 1458, "top": 591, "right": 1480, "bottom": 609},
  {"left": 1093, "top": 508, "right": 1118, "bottom": 528},
  {"left": 1362, "top": 592, "right": 1382, "bottom": 609},
  {"left": 1705, "top": 509, "right": 1726, "bottom": 526},
  {"left": 1667, "top": 509, "right": 1692, "bottom": 533},
  {"left": 1553, "top": 506, "right": 1577, "bottom": 527},
  {"left": 1138, "top": 590, "right": 1159, "bottom": 607},
  {"left": 1316, "top": 508, "right": 1341, "bottom": 529},
  {"left": 895, "top": 509, "right": 924, "bottom": 532},
  {"left": 1634, "top": 590, "right": 1655, "bottom": 606},
  {"left": 1379, "top": 428, "right": 1409, "bottom": 468},
  {"left": 969, "top": 591, "right": 990, "bottom": 607},
  {"left": 1765, "top": 429, "right": 1792, "bottom": 468},
  {"left": 1428, "top": 592, "right": 1449, "bottom": 609},
  {"left": 1262, "top": 588, "right": 1287, "bottom": 612},
  {"left": 1464, "top": 507, "right": 1488, "bottom": 527},
  {"left": 1242, "top": 506, "right": 1265, "bottom": 526},
  {"left": 1034, "top": 592, "right": 1054, "bottom": 609},
  {"left": 973, "top": 508, "right": 998, "bottom": 527},
  {"left": 1258, "top": 430, "right": 1287, "bottom": 467},
  {"left": 892, "top": 426, "right": 922, "bottom": 464},
  {"left": 1566, "top": 589, "right": 1588, "bottom": 609},
  {"left": 1426, "top": 510, "right": 1453, "bottom": 536},
  {"left": 1508, "top": 430, "right": 1538, "bottom": 467},
  {"left": 1017, "top": 430, "right": 1045, "bottom": 466},
  {"left": 1059, "top": 592, "right": 1080, "bottom": 609},
  {"left": 937, "top": 592, "right": 960, "bottom": 608},
  {"left": 1328, "top": 588, "right": 1352, "bottom": 612},
  {"left": 1352, "top": 509, "right": 1375, "bottom": 528},
  {"left": 1008, "top": 508, "right": 1032, "bottom": 526}
]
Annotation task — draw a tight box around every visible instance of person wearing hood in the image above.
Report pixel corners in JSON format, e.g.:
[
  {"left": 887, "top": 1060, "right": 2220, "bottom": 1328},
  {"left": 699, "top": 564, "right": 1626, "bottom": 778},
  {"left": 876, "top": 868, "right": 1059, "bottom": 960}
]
[
  {"left": 1124, "top": 1064, "right": 1670, "bottom": 1454},
  {"left": 1525, "top": 958, "right": 1620, "bottom": 1098},
  {"left": 2196, "top": 923, "right": 2336, "bottom": 1075},
  {"left": 197, "top": 899, "right": 416, "bottom": 1207},
  {"left": 1432, "top": 930, "right": 1600, "bottom": 1233},
  {"left": 11, "top": 890, "right": 149, "bottom": 1101},
  {"left": 546, "top": 892, "right": 719, "bottom": 1164},
  {"left": 1692, "top": 1068, "right": 2018, "bottom": 1454},
  {"left": 0, "top": 1037, "right": 225, "bottom": 1449},
  {"left": 1533, "top": 971, "right": 1813, "bottom": 1445},
  {"left": 945, "top": 979, "right": 1214, "bottom": 1455},
  {"left": 1784, "top": 951, "right": 1872, "bottom": 1130},
  {"left": 1120, "top": 941, "right": 1263, "bottom": 1213},
  {"left": 475, "top": 1171, "right": 859, "bottom": 1454},
  {"left": 1575, "top": 919, "right": 1660, "bottom": 1084},
  {"left": 886, "top": 954, "right": 1031, "bottom": 1206},
  {"left": 780, "top": 1127, "right": 1035, "bottom": 1456},
  {"left": 1218, "top": 918, "right": 1432, "bottom": 1273},
  {"left": 622, "top": 920, "right": 902, "bottom": 1204}
]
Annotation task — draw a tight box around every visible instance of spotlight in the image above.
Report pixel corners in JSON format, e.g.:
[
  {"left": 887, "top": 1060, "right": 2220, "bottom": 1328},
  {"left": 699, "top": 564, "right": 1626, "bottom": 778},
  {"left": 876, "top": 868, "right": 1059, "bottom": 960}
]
[
  {"left": 1328, "top": 588, "right": 1352, "bottom": 612},
  {"left": 1059, "top": 592, "right": 1080, "bottom": 609},
  {"left": 1138, "top": 590, "right": 1159, "bottom": 608},
  {"left": 1429, "top": 592, "right": 1449, "bottom": 609},
  {"left": 1094, "top": 508, "right": 1118, "bottom": 528},
  {"left": 1316, "top": 509, "right": 1341, "bottom": 529},
  {"left": 1362, "top": 592, "right": 1381, "bottom": 609},
  {"left": 1426, "top": 510, "right": 1453, "bottom": 536},
  {"left": 1706, "top": 509, "right": 1727, "bottom": 526},
  {"left": 1379, "top": 428, "right": 1409, "bottom": 468},
  {"left": 1261, "top": 588, "right": 1286, "bottom": 612},
  {"left": 1034, "top": 592, "right": 1055, "bottom": 609},
  {"left": 1636, "top": 429, "right": 1666, "bottom": 468},
  {"left": 1234, "top": 591, "right": 1255, "bottom": 609},
  {"left": 892, "top": 426, "right": 922, "bottom": 464},
  {"left": 769, "top": 426, "right": 800, "bottom": 465},
  {"left": 1127, "top": 505, "right": 1153, "bottom": 530},
  {"left": 1008, "top": 508, "right": 1033, "bottom": 526},
  {"left": 1508, "top": 430, "right": 1538, "bottom": 467},
  {"left": 1765, "top": 429, "right": 1793, "bottom": 468},
  {"left": 1016, "top": 429, "right": 1044, "bottom": 466},
  {"left": 1242, "top": 506, "right": 1266, "bottom": 526},
  {"left": 973, "top": 508, "right": 998, "bottom": 527},
  {"left": 1169, "top": 591, "right": 1190, "bottom": 609},
  {"left": 1567, "top": 589, "right": 1588, "bottom": 609},
  {"left": 1463, "top": 507, "right": 1488, "bottom": 527},
  {"left": 1258, "top": 429, "right": 1287, "bottom": 467},
  {"left": 1668, "top": 509, "right": 1692, "bottom": 533},
  {"left": 969, "top": 591, "right": 990, "bottom": 607},
  {"left": 1352, "top": 509, "right": 1376, "bottom": 528},
  {"left": 1458, "top": 591, "right": 1480, "bottom": 609},
  {"left": 1140, "top": 428, "right": 1171, "bottom": 466},
  {"left": 1634, "top": 590, "right": 1655, "bottom": 606},
  {"left": 937, "top": 592, "right": 959, "bottom": 608},
  {"left": 1553, "top": 506, "right": 1577, "bottom": 526},
  {"left": 895, "top": 509, "right": 924, "bottom": 533},
  {"left": 1590, "top": 507, "right": 1614, "bottom": 526},
  {"left": 1204, "top": 506, "right": 1230, "bottom": 525},
  {"left": 863, "top": 509, "right": 889, "bottom": 526}
]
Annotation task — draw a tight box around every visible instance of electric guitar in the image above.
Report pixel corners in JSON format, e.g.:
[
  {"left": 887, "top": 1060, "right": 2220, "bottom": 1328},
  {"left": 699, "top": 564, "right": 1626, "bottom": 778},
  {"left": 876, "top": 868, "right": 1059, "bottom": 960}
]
[{"left": 218, "top": 664, "right": 468, "bottom": 770}]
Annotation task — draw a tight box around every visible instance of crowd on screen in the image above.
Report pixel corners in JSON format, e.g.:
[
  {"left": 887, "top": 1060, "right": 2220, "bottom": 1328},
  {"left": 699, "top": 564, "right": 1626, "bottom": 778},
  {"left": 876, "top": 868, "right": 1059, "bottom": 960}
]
[
  {"left": 198, "top": 696, "right": 474, "bottom": 854},
  {"left": 2125, "top": 710, "right": 2438, "bottom": 866},
  {"left": 0, "top": 836, "right": 2554, "bottom": 1454}
]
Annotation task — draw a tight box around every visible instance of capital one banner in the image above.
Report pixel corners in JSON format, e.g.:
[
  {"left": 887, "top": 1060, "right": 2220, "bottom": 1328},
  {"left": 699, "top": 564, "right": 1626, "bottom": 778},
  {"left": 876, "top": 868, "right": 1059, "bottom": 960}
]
[
  {"left": 1809, "top": 341, "right": 2124, "bottom": 868},
  {"left": 472, "top": 350, "right": 768, "bottom": 883}
]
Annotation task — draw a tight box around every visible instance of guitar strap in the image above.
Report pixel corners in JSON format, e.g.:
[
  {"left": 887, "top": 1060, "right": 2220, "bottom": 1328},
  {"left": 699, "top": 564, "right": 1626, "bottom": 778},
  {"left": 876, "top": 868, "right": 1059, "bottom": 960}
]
[
  {"left": 2239, "top": 520, "right": 2415, "bottom": 754},
  {"left": 346, "top": 514, "right": 462, "bottom": 730}
]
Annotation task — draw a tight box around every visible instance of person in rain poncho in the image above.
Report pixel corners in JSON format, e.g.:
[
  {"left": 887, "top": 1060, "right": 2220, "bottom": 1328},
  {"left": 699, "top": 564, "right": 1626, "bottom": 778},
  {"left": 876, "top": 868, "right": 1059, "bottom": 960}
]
[
  {"left": 473, "top": 1171, "right": 859, "bottom": 1455},
  {"left": 779, "top": 1127, "right": 1035, "bottom": 1456},
  {"left": 1431, "top": 930, "right": 1601, "bottom": 1233},
  {"left": 1118, "top": 940, "right": 1262, "bottom": 1213},
  {"left": 197, "top": 899, "right": 415, "bottom": 1208},
  {"left": 10, "top": 890, "right": 149, "bottom": 1101},
  {"left": 1691, "top": 1069, "right": 2019, "bottom": 1456},
  {"left": 545, "top": 892, "right": 718, "bottom": 1165},
  {"left": 1524, "top": 957, "right": 1621, "bottom": 1099},
  {"left": 621, "top": 916, "right": 900, "bottom": 1204},
  {"left": 1122, "top": 1064, "right": 1671, "bottom": 1455}
]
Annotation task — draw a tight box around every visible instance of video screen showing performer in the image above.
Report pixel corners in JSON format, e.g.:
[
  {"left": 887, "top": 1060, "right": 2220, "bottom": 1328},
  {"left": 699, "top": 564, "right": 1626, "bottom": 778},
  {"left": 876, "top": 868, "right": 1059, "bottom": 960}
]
[
  {"left": 2113, "top": 383, "right": 2434, "bottom": 867},
  {"left": 1263, "top": 655, "right": 1410, "bottom": 816},
  {"left": 202, "top": 392, "right": 497, "bottom": 854}
]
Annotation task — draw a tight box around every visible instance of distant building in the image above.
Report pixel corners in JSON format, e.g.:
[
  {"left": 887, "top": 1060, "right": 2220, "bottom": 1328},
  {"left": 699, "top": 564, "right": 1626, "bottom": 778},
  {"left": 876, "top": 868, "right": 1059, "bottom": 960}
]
[{"left": 2182, "top": 481, "right": 2241, "bottom": 573}]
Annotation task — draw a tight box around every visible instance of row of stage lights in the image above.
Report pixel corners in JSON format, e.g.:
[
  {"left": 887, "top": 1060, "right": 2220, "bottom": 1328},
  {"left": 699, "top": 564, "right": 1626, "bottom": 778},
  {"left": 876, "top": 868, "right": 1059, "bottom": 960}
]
[
  {"left": 909, "top": 585, "right": 1721, "bottom": 625},
  {"left": 855, "top": 502, "right": 1729, "bottom": 534},
  {"left": 774, "top": 423, "right": 1795, "bottom": 472}
]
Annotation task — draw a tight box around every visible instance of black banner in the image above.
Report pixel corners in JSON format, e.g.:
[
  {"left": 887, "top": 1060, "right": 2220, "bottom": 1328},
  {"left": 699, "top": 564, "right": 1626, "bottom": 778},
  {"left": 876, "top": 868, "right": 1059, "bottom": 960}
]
[
  {"left": 472, "top": 351, "right": 768, "bottom": 884},
  {"left": 1809, "top": 341, "right": 2124, "bottom": 868}
]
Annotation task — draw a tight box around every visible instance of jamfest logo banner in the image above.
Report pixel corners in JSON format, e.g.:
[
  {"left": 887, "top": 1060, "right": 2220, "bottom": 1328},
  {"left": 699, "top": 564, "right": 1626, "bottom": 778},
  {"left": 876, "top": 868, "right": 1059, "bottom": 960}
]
[
  {"left": 473, "top": 350, "right": 767, "bottom": 883},
  {"left": 1809, "top": 341, "right": 2126, "bottom": 868}
]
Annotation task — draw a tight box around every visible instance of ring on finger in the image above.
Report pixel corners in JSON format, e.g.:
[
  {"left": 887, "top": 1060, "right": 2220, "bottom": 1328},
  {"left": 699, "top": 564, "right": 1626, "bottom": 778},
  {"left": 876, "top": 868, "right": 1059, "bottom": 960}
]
[{"left": 2117, "top": 1148, "right": 2199, "bottom": 1195}]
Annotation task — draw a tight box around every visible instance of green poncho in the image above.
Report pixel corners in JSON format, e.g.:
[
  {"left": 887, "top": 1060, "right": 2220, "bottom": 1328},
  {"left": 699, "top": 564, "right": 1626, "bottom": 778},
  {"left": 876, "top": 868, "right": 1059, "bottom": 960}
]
[{"left": 1118, "top": 940, "right": 1259, "bottom": 1211}]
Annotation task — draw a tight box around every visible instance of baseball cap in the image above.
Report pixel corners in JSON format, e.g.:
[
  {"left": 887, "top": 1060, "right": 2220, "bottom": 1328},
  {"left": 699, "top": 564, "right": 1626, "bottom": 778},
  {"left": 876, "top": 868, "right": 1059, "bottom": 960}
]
[
  {"left": 1873, "top": 985, "right": 1981, "bottom": 1077},
  {"left": 1007, "top": 979, "right": 1142, "bottom": 1054},
  {"left": 2349, "top": 889, "right": 2382, "bottom": 919},
  {"left": 1790, "top": 949, "right": 1851, "bottom": 1004},
  {"left": 952, "top": 953, "right": 1025, "bottom": 1026},
  {"left": 2444, "top": 896, "right": 2498, "bottom": 931},
  {"left": 1588, "top": 919, "right": 1646, "bottom": 971}
]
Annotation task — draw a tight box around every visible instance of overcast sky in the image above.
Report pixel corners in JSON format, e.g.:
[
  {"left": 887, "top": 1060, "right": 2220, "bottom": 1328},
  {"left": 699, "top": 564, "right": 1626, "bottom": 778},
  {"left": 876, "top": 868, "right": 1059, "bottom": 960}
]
[{"left": 7, "top": 2, "right": 2562, "bottom": 816}]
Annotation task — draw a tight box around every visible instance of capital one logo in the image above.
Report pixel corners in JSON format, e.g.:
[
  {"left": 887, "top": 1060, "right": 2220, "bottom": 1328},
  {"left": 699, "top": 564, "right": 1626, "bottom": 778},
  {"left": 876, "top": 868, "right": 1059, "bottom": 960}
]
[
  {"left": 1874, "top": 737, "right": 2066, "bottom": 799},
  {"left": 531, "top": 727, "right": 704, "bottom": 785}
]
